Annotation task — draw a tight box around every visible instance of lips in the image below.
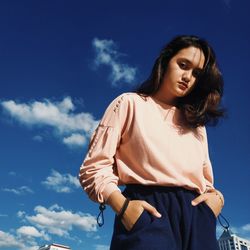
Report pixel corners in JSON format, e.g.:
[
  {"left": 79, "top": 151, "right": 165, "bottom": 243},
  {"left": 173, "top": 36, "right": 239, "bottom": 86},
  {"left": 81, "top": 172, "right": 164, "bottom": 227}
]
[{"left": 178, "top": 81, "right": 188, "bottom": 90}]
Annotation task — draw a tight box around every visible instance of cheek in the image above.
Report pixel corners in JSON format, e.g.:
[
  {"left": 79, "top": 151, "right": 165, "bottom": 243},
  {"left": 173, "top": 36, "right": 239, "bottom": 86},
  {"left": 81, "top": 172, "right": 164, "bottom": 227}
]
[
  {"left": 162, "top": 66, "right": 180, "bottom": 88},
  {"left": 167, "top": 67, "right": 180, "bottom": 81}
]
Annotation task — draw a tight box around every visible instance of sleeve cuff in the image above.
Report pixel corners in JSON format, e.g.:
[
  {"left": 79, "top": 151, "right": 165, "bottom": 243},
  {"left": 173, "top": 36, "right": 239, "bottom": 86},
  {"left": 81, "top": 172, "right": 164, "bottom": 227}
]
[{"left": 102, "top": 183, "right": 121, "bottom": 203}]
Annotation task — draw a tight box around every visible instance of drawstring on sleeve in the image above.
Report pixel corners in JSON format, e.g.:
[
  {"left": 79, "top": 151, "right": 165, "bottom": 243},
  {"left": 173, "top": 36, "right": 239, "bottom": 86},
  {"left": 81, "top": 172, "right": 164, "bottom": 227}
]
[{"left": 97, "top": 203, "right": 106, "bottom": 227}]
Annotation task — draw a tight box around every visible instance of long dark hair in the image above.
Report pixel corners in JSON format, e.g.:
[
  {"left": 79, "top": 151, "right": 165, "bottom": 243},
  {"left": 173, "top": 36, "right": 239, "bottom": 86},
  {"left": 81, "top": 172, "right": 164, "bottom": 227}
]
[{"left": 136, "top": 35, "right": 225, "bottom": 128}]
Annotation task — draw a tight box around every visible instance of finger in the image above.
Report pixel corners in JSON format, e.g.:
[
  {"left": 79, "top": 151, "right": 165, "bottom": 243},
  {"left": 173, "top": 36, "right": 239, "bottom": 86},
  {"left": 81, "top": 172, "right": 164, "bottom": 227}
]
[
  {"left": 141, "top": 201, "right": 162, "bottom": 218},
  {"left": 191, "top": 194, "right": 207, "bottom": 206}
]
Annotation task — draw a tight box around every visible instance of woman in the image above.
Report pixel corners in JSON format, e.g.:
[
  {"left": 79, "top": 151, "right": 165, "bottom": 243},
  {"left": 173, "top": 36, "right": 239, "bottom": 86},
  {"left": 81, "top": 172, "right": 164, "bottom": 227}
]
[{"left": 79, "top": 35, "right": 225, "bottom": 250}]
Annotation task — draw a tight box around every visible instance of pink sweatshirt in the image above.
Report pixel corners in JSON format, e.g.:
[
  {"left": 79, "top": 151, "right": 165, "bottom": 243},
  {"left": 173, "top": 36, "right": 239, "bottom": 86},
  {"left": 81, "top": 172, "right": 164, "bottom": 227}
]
[{"left": 79, "top": 93, "right": 215, "bottom": 203}]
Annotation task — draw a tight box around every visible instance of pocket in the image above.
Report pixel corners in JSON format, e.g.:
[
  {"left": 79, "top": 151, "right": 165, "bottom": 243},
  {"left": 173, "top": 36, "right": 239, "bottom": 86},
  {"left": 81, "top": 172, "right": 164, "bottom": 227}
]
[
  {"left": 120, "top": 209, "right": 152, "bottom": 233},
  {"left": 130, "top": 209, "right": 149, "bottom": 232},
  {"left": 203, "top": 201, "right": 217, "bottom": 220}
]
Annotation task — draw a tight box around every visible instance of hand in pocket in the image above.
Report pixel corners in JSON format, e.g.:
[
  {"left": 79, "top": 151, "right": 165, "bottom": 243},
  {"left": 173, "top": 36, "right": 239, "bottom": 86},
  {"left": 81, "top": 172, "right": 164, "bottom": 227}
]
[
  {"left": 121, "top": 200, "right": 161, "bottom": 231},
  {"left": 192, "top": 191, "right": 223, "bottom": 218}
]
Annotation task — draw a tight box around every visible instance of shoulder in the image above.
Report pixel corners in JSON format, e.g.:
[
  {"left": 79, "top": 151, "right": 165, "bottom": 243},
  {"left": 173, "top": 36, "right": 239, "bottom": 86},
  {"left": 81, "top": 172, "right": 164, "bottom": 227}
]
[
  {"left": 197, "top": 125, "right": 207, "bottom": 134},
  {"left": 108, "top": 92, "right": 149, "bottom": 108},
  {"left": 196, "top": 126, "right": 208, "bottom": 144},
  {"left": 199, "top": 126, "right": 208, "bottom": 137},
  {"left": 100, "top": 92, "right": 148, "bottom": 126},
  {"left": 112, "top": 92, "right": 148, "bottom": 102},
  {"left": 100, "top": 93, "right": 138, "bottom": 126}
]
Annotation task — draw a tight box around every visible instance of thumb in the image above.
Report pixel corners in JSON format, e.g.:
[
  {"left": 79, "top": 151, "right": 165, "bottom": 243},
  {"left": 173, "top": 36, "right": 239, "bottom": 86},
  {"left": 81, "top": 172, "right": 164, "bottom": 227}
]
[
  {"left": 191, "top": 194, "right": 206, "bottom": 206},
  {"left": 141, "top": 201, "right": 162, "bottom": 218}
]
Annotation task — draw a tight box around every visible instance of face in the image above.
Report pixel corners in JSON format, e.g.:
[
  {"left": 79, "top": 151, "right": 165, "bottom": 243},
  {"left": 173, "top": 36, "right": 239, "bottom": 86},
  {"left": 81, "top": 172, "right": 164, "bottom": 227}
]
[{"left": 158, "top": 46, "right": 205, "bottom": 105}]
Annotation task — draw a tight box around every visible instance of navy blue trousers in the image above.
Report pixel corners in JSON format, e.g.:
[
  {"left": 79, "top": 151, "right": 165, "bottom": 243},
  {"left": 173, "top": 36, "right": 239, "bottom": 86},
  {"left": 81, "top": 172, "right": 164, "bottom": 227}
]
[{"left": 110, "top": 185, "right": 219, "bottom": 250}]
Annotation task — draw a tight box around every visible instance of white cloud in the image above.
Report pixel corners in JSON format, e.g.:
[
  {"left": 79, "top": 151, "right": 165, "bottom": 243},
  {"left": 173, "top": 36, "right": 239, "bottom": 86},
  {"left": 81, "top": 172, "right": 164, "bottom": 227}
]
[
  {"left": 42, "top": 169, "right": 80, "bottom": 193},
  {"left": 2, "top": 186, "right": 34, "bottom": 195},
  {"left": 33, "top": 135, "right": 43, "bottom": 142},
  {"left": 92, "top": 38, "right": 137, "bottom": 86},
  {"left": 1, "top": 97, "right": 99, "bottom": 147},
  {"left": 0, "top": 230, "right": 23, "bottom": 248},
  {"left": 63, "top": 133, "right": 86, "bottom": 147},
  {"left": 24, "top": 247, "right": 40, "bottom": 250},
  {"left": 95, "top": 244, "right": 110, "bottom": 250},
  {"left": 0, "top": 230, "right": 40, "bottom": 250},
  {"left": 2, "top": 204, "right": 99, "bottom": 249},
  {"left": 17, "top": 211, "right": 26, "bottom": 218},
  {"left": 242, "top": 224, "right": 250, "bottom": 231},
  {"left": 17, "top": 226, "right": 50, "bottom": 242},
  {"left": 17, "top": 226, "right": 42, "bottom": 237},
  {"left": 23, "top": 204, "right": 97, "bottom": 237},
  {"left": 232, "top": 223, "right": 250, "bottom": 241}
]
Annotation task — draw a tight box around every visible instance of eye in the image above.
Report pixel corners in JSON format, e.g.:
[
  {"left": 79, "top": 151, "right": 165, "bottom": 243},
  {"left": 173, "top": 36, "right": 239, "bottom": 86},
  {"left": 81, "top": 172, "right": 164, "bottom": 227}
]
[
  {"left": 179, "top": 61, "right": 188, "bottom": 69},
  {"left": 192, "top": 69, "right": 203, "bottom": 78}
]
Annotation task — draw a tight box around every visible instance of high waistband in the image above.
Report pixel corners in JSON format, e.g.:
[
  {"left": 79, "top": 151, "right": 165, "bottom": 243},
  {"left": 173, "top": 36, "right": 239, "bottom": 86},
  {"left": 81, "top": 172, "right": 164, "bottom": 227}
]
[{"left": 125, "top": 184, "right": 198, "bottom": 195}]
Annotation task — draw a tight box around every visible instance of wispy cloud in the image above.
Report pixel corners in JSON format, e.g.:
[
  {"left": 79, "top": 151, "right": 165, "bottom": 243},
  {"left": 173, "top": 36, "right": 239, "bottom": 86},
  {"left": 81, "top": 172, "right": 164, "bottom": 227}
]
[
  {"left": 0, "top": 230, "right": 23, "bottom": 248},
  {"left": 17, "top": 226, "right": 50, "bottom": 241},
  {"left": 230, "top": 224, "right": 250, "bottom": 241},
  {"left": 4, "top": 204, "right": 99, "bottom": 250},
  {"left": 17, "top": 211, "right": 26, "bottom": 218},
  {"left": 0, "top": 230, "right": 39, "bottom": 250},
  {"left": 95, "top": 244, "right": 110, "bottom": 250},
  {"left": 242, "top": 224, "right": 250, "bottom": 232},
  {"left": 92, "top": 38, "right": 137, "bottom": 86},
  {"left": 63, "top": 133, "right": 86, "bottom": 147},
  {"left": 8, "top": 171, "right": 17, "bottom": 176},
  {"left": 18, "top": 204, "right": 97, "bottom": 238},
  {"left": 1, "top": 97, "right": 99, "bottom": 147},
  {"left": 2, "top": 186, "right": 34, "bottom": 195},
  {"left": 42, "top": 169, "right": 80, "bottom": 193},
  {"left": 33, "top": 135, "right": 43, "bottom": 142}
]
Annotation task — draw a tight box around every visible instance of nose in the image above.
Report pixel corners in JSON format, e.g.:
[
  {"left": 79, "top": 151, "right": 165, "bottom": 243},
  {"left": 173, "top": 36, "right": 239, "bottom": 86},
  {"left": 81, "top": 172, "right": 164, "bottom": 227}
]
[{"left": 182, "top": 70, "right": 192, "bottom": 83}]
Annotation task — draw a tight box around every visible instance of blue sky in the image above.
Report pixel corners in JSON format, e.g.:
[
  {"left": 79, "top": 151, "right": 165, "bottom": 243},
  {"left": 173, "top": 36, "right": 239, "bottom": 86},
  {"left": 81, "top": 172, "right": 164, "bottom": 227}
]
[{"left": 0, "top": 0, "right": 250, "bottom": 249}]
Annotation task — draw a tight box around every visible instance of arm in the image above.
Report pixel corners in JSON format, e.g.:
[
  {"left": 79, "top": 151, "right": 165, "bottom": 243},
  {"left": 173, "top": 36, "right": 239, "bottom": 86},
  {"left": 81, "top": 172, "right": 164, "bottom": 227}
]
[
  {"left": 79, "top": 94, "right": 129, "bottom": 203},
  {"left": 192, "top": 127, "right": 224, "bottom": 216}
]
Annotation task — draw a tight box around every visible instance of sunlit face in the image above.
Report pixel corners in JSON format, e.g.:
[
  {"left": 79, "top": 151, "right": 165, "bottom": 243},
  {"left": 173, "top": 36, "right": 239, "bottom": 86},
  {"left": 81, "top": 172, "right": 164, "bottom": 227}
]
[{"left": 157, "top": 46, "right": 205, "bottom": 105}]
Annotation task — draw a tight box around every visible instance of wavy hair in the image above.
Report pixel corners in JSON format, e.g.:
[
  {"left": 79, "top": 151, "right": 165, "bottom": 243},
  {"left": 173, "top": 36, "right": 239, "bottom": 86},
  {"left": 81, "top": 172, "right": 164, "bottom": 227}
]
[{"left": 135, "top": 35, "right": 225, "bottom": 128}]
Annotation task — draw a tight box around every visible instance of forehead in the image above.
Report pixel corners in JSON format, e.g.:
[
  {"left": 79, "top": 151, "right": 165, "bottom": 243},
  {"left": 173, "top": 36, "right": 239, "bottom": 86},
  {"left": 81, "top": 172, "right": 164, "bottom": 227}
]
[{"left": 173, "top": 46, "right": 205, "bottom": 69}]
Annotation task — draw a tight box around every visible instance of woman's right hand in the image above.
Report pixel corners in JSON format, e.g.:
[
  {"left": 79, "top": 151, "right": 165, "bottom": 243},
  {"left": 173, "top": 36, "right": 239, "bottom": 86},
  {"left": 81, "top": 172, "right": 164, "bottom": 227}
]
[{"left": 121, "top": 200, "right": 161, "bottom": 231}]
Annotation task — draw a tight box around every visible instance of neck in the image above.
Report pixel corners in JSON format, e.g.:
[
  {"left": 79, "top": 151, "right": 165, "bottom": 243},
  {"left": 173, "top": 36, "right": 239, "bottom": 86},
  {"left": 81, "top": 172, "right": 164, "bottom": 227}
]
[{"left": 151, "top": 92, "right": 178, "bottom": 107}]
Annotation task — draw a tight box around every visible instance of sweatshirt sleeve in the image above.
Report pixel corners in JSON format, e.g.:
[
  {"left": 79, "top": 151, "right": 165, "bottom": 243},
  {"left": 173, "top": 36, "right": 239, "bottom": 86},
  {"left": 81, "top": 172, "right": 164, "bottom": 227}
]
[
  {"left": 79, "top": 94, "right": 130, "bottom": 203},
  {"left": 201, "top": 126, "right": 216, "bottom": 192}
]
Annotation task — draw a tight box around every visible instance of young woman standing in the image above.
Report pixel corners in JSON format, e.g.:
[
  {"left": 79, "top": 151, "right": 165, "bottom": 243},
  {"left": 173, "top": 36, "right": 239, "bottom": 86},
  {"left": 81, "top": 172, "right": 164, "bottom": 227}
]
[{"left": 79, "top": 35, "right": 225, "bottom": 250}]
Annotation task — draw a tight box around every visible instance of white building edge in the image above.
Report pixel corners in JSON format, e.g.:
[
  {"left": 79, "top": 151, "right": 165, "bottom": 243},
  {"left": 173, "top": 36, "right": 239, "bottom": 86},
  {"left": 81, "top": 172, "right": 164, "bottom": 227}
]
[
  {"left": 218, "top": 228, "right": 250, "bottom": 250},
  {"left": 38, "top": 243, "right": 71, "bottom": 250}
]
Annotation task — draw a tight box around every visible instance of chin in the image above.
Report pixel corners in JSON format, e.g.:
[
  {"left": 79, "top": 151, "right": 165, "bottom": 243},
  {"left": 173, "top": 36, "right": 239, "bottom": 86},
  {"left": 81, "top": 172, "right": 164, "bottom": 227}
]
[{"left": 175, "top": 91, "right": 188, "bottom": 97}]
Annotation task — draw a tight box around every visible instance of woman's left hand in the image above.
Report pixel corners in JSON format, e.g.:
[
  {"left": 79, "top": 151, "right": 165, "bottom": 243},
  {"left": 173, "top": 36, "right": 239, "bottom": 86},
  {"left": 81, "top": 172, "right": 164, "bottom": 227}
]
[{"left": 191, "top": 190, "right": 224, "bottom": 217}]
